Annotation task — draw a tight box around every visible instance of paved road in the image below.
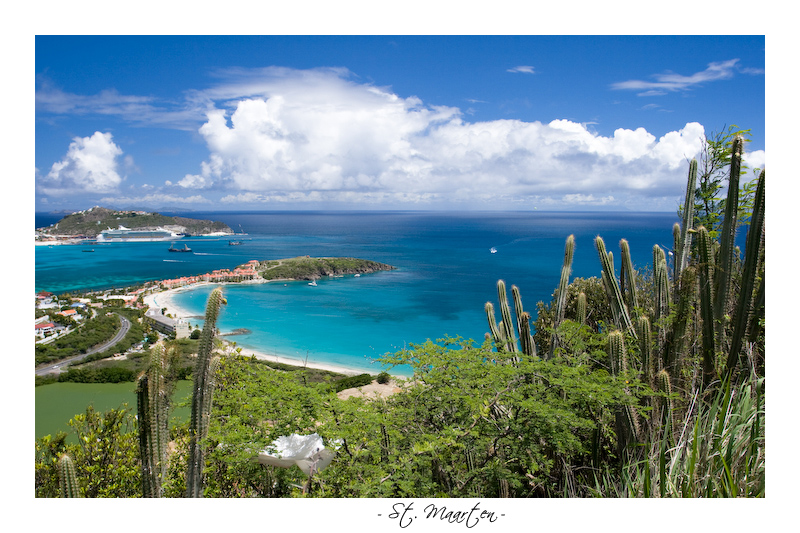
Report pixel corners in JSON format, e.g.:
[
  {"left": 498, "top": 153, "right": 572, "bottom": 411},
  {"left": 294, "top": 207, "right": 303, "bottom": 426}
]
[{"left": 35, "top": 314, "right": 132, "bottom": 376}]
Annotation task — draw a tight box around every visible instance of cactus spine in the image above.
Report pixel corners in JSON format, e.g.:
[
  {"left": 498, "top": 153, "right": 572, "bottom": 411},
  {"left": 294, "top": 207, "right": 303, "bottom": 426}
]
[
  {"left": 186, "top": 287, "right": 226, "bottom": 498},
  {"left": 137, "top": 343, "right": 171, "bottom": 497},
  {"left": 550, "top": 235, "right": 575, "bottom": 358},
  {"left": 58, "top": 454, "right": 80, "bottom": 498}
]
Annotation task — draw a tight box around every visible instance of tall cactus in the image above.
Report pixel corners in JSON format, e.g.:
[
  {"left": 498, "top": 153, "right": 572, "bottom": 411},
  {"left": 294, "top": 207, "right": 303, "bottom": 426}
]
[
  {"left": 577, "top": 291, "right": 587, "bottom": 327},
  {"left": 596, "top": 236, "right": 636, "bottom": 338},
  {"left": 619, "top": 238, "right": 639, "bottom": 313},
  {"left": 186, "top": 287, "right": 226, "bottom": 498},
  {"left": 485, "top": 280, "right": 535, "bottom": 359},
  {"left": 607, "top": 331, "right": 641, "bottom": 451},
  {"left": 712, "top": 135, "right": 744, "bottom": 345},
  {"left": 550, "top": 235, "right": 575, "bottom": 358},
  {"left": 726, "top": 170, "right": 765, "bottom": 376},
  {"left": 137, "top": 343, "right": 170, "bottom": 498},
  {"left": 697, "top": 226, "right": 717, "bottom": 387},
  {"left": 674, "top": 158, "right": 698, "bottom": 290},
  {"left": 58, "top": 454, "right": 80, "bottom": 498},
  {"left": 637, "top": 316, "right": 654, "bottom": 386}
]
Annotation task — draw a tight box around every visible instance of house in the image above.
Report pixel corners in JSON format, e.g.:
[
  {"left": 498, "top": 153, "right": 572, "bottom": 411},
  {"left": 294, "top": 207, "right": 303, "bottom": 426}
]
[{"left": 35, "top": 322, "right": 56, "bottom": 338}]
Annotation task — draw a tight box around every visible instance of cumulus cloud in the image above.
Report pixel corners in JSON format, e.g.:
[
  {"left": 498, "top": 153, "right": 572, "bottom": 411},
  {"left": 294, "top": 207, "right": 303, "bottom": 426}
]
[
  {"left": 38, "top": 131, "right": 125, "bottom": 195},
  {"left": 181, "top": 66, "right": 707, "bottom": 209}
]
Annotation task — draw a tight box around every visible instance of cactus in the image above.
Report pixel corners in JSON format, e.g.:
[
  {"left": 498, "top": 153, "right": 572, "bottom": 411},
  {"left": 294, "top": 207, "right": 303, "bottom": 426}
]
[
  {"left": 596, "top": 236, "right": 636, "bottom": 338},
  {"left": 655, "top": 369, "right": 674, "bottom": 434},
  {"left": 137, "top": 343, "right": 171, "bottom": 497},
  {"left": 607, "top": 331, "right": 641, "bottom": 451},
  {"left": 726, "top": 170, "right": 765, "bottom": 376},
  {"left": 58, "top": 454, "right": 80, "bottom": 498},
  {"left": 696, "top": 226, "right": 717, "bottom": 387},
  {"left": 186, "top": 287, "right": 226, "bottom": 498},
  {"left": 577, "top": 291, "right": 587, "bottom": 326},
  {"left": 712, "top": 136, "right": 744, "bottom": 345},
  {"left": 653, "top": 245, "right": 671, "bottom": 323},
  {"left": 637, "top": 316, "right": 654, "bottom": 386},
  {"left": 485, "top": 280, "right": 535, "bottom": 360},
  {"left": 550, "top": 235, "right": 575, "bottom": 358},
  {"left": 619, "top": 239, "right": 639, "bottom": 313},
  {"left": 674, "top": 159, "right": 698, "bottom": 289}
]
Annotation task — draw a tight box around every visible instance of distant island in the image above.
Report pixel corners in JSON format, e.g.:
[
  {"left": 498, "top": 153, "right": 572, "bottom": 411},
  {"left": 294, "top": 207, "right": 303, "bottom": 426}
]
[
  {"left": 36, "top": 206, "right": 232, "bottom": 239},
  {"left": 253, "top": 256, "right": 396, "bottom": 281}
]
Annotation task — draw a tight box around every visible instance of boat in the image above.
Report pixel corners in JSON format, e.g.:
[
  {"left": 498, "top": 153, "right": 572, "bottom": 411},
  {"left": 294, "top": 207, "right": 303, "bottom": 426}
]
[
  {"left": 82, "top": 249, "right": 94, "bottom": 252},
  {"left": 228, "top": 240, "right": 242, "bottom": 246},
  {"left": 308, "top": 280, "right": 318, "bottom": 286},
  {"left": 490, "top": 247, "right": 498, "bottom": 254},
  {"left": 97, "top": 225, "right": 181, "bottom": 242},
  {"left": 168, "top": 243, "right": 192, "bottom": 253}
]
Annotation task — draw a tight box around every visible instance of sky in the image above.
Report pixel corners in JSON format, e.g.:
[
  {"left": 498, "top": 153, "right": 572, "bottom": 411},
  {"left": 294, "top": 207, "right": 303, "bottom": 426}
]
[{"left": 35, "top": 35, "right": 764, "bottom": 213}]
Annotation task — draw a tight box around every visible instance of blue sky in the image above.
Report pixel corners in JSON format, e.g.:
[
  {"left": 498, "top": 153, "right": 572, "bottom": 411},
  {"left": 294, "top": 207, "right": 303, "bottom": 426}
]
[{"left": 35, "top": 35, "right": 765, "bottom": 212}]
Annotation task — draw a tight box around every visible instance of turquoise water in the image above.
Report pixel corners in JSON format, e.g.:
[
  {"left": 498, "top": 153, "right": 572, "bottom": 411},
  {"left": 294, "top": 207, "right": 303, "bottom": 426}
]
[{"left": 36, "top": 211, "right": 680, "bottom": 373}]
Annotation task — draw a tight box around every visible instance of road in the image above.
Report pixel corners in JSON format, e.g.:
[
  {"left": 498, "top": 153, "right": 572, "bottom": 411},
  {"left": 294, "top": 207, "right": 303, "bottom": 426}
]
[{"left": 35, "top": 314, "right": 132, "bottom": 376}]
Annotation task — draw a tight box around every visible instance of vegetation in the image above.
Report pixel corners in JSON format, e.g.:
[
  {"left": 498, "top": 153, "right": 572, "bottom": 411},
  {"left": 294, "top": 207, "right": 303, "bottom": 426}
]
[
  {"left": 256, "top": 256, "right": 395, "bottom": 281},
  {"left": 35, "top": 313, "right": 122, "bottom": 365},
  {"left": 37, "top": 206, "right": 231, "bottom": 237},
  {"left": 34, "top": 135, "right": 764, "bottom": 498}
]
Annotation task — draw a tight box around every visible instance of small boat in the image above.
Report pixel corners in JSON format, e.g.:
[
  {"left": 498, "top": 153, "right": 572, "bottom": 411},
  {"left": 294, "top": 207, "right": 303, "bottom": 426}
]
[
  {"left": 82, "top": 249, "right": 94, "bottom": 252},
  {"left": 354, "top": 273, "right": 361, "bottom": 277},
  {"left": 228, "top": 240, "right": 242, "bottom": 246},
  {"left": 490, "top": 247, "right": 497, "bottom": 254},
  {"left": 308, "top": 280, "right": 318, "bottom": 286},
  {"left": 169, "top": 243, "right": 192, "bottom": 253}
]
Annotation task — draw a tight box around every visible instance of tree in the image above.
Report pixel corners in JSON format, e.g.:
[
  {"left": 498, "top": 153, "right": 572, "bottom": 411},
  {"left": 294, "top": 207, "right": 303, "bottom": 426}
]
[{"left": 690, "top": 125, "right": 760, "bottom": 238}]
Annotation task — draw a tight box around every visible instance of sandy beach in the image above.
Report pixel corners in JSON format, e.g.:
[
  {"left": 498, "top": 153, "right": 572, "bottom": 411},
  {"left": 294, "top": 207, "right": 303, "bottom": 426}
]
[{"left": 143, "top": 282, "right": 374, "bottom": 377}]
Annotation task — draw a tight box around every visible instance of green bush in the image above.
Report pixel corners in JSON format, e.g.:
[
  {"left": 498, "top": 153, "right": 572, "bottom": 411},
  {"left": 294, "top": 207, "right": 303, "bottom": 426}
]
[
  {"left": 333, "top": 373, "right": 374, "bottom": 392},
  {"left": 376, "top": 371, "right": 391, "bottom": 384}
]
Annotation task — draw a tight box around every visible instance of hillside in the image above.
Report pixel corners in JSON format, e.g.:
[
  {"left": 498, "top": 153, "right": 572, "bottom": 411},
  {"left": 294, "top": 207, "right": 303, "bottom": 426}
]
[
  {"left": 37, "top": 206, "right": 232, "bottom": 237},
  {"left": 252, "top": 256, "right": 396, "bottom": 281}
]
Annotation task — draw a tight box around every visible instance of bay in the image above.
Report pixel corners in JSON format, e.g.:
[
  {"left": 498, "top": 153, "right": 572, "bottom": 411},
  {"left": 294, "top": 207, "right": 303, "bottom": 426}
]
[{"left": 35, "top": 211, "right": 679, "bottom": 374}]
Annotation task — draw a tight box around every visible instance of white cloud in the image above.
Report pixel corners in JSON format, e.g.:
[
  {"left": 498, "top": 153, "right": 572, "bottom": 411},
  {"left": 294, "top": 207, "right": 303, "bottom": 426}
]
[
  {"left": 507, "top": 66, "right": 535, "bottom": 74},
  {"left": 612, "top": 59, "right": 755, "bottom": 96},
  {"left": 176, "top": 68, "right": 712, "bottom": 209},
  {"left": 98, "top": 193, "right": 211, "bottom": 206},
  {"left": 38, "top": 131, "right": 125, "bottom": 195}
]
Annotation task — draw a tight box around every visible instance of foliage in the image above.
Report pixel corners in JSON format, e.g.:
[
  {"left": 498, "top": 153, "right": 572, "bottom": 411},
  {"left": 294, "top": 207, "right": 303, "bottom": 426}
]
[
  {"left": 376, "top": 371, "right": 391, "bottom": 384},
  {"left": 333, "top": 373, "right": 376, "bottom": 392},
  {"left": 35, "top": 406, "right": 141, "bottom": 497},
  {"left": 35, "top": 313, "right": 121, "bottom": 365}
]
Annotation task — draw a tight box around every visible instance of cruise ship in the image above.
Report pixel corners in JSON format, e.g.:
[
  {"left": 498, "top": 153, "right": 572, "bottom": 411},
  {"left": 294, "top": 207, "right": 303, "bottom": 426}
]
[{"left": 97, "top": 225, "right": 182, "bottom": 242}]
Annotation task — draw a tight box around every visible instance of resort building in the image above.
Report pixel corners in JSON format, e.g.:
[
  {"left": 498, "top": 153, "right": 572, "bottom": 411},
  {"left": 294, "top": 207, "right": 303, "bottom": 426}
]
[{"left": 145, "top": 309, "right": 192, "bottom": 339}]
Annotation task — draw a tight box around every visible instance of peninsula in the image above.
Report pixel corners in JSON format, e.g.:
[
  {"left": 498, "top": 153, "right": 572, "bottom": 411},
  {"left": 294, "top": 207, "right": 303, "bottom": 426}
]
[{"left": 35, "top": 206, "right": 233, "bottom": 241}]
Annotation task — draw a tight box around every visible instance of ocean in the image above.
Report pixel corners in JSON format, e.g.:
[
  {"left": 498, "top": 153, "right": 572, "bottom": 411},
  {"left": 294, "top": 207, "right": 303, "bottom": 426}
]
[{"left": 35, "top": 211, "right": 680, "bottom": 374}]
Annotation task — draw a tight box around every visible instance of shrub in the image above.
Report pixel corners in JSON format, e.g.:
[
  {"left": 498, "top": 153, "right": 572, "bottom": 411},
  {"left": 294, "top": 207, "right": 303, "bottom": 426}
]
[{"left": 376, "top": 371, "right": 391, "bottom": 384}]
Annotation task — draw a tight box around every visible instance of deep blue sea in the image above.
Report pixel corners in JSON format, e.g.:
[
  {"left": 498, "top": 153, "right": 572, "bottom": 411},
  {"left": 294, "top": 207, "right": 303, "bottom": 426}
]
[{"left": 35, "top": 211, "right": 680, "bottom": 374}]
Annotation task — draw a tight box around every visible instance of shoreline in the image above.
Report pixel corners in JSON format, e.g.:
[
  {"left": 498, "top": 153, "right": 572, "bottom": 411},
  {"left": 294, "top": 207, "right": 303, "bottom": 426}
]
[{"left": 144, "top": 282, "right": 382, "bottom": 377}]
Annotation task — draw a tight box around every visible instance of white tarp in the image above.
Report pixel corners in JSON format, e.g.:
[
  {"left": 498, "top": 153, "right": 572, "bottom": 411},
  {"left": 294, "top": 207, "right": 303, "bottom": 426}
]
[{"left": 256, "top": 433, "right": 336, "bottom": 476}]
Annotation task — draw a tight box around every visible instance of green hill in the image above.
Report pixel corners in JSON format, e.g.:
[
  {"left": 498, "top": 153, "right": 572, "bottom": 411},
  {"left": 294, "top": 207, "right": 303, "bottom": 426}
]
[
  {"left": 253, "top": 256, "right": 396, "bottom": 281},
  {"left": 38, "top": 206, "right": 231, "bottom": 237}
]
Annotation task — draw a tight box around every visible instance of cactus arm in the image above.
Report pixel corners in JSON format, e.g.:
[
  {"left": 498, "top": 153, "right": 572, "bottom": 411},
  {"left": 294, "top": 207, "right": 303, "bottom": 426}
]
[
  {"left": 512, "top": 285, "right": 536, "bottom": 358},
  {"left": 620, "top": 239, "right": 639, "bottom": 312},
  {"left": 496, "top": 280, "right": 518, "bottom": 354},
  {"left": 675, "top": 159, "right": 698, "bottom": 286}
]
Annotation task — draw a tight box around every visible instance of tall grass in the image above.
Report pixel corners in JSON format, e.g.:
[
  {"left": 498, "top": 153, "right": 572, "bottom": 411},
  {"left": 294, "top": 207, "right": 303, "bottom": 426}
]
[{"left": 592, "top": 350, "right": 765, "bottom": 497}]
